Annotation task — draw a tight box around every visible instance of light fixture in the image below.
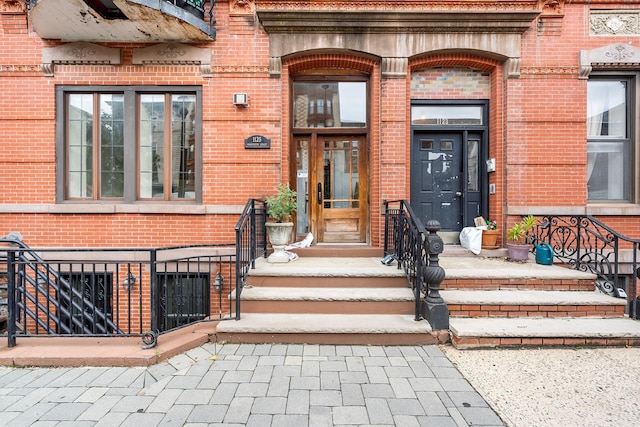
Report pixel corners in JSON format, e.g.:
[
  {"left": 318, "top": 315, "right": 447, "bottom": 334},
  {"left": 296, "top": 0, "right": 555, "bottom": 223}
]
[
  {"left": 213, "top": 271, "right": 224, "bottom": 293},
  {"left": 233, "top": 93, "right": 248, "bottom": 108},
  {"left": 123, "top": 272, "right": 136, "bottom": 291}
]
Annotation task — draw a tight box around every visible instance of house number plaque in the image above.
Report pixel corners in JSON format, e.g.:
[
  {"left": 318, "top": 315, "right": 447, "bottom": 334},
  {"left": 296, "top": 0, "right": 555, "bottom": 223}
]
[{"left": 244, "top": 134, "right": 270, "bottom": 149}]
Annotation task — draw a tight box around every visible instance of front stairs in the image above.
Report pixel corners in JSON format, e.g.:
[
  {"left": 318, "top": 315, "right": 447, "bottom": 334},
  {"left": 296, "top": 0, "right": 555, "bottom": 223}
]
[{"left": 215, "top": 245, "right": 640, "bottom": 348}]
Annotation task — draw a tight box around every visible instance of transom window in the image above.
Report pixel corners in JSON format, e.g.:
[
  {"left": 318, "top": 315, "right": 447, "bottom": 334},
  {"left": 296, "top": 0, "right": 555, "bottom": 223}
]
[
  {"left": 587, "top": 77, "right": 633, "bottom": 202},
  {"left": 57, "top": 86, "right": 201, "bottom": 203},
  {"left": 293, "top": 82, "right": 367, "bottom": 128}
]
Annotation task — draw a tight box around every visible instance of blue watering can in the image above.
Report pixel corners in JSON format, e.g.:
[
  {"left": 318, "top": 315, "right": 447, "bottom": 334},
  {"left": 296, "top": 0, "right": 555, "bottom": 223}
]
[{"left": 534, "top": 242, "right": 554, "bottom": 265}]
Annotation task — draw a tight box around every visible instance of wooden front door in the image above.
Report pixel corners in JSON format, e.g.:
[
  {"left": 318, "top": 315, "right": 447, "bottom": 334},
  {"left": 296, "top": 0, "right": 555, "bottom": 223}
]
[{"left": 295, "top": 135, "right": 368, "bottom": 243}]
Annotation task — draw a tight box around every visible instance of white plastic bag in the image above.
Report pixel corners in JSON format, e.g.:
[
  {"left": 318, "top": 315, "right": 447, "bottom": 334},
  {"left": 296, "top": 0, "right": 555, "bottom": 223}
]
[{"left": 459, "top": 227, "right": 483, "bottom": 255}]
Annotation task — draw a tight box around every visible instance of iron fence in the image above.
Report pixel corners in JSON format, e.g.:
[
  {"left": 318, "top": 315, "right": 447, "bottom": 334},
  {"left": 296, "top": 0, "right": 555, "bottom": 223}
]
[
  {"left": 1, "top": 239, "right": 236, "bottom": 348},
  {"left": 530, "top": 215, "right": 640, "bottom": 319}
]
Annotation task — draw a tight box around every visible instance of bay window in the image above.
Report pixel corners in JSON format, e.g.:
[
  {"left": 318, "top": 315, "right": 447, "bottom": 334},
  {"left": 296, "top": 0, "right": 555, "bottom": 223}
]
[{"left": 57, "top": 86, "right": 201, "bottom": 203}]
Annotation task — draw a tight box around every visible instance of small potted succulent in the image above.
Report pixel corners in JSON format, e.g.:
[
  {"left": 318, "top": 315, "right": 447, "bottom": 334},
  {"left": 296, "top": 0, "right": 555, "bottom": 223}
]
[
  {"left": 506, "top": 215, "right": 537, "bottom": 261},
  {"left": 265, "top": 183, "right": 297, "bottom": 263}
]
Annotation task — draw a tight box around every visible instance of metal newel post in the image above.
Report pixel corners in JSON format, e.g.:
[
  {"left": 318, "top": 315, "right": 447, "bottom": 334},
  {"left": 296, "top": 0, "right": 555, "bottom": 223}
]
[
  {"left": 421, "top": 219, "right": 449, "bottom": 330},
  {"left": 7, "top": 250, "right": 16, "bottom": 348}
]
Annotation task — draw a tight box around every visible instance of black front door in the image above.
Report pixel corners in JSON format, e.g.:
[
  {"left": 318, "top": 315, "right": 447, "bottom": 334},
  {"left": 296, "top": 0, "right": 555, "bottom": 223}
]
[{"left": 411, "top": 132, "right": 464, "bottom": 231}]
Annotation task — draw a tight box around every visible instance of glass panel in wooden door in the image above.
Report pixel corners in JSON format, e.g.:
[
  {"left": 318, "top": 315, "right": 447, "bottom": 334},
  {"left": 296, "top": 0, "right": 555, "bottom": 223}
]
[{"left": 316, "top": 137, "right": 367, "bottom": 243}]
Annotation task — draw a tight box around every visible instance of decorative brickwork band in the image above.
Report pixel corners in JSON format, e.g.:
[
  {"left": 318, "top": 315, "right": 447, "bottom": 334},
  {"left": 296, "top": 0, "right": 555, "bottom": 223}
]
[
  {"left": 41, "top": 42, "right": 121, "bottom": 77},
  {"left": 591, "top": 10, "right": 640, "bottom": 36},
  {"left": 132, "top": 43, "right": 212, "bottom": 78},
  {"left": 579, "top": 43, "right": 640, "bottom": 79},
  {"left": 381, "top": 58, "right": 408, "bottom": 79}
]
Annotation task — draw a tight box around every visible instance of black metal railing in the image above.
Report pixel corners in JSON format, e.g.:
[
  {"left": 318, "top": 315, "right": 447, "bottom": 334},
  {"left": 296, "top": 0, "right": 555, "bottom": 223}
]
[
  {"left": 530, "top": 215, "right": 640, "bottom": 319},
  {"left": 169, "top": 0, "right": 217, "bottom": 29},
  {"left": 234, "top": 198, "right": 267, "bottom": 320},
  {"left": 384, "top": 200, "right": 427, "bottom": 321},
  {"left": 1, "top": 239, "right": 235, "bottom": 348}
]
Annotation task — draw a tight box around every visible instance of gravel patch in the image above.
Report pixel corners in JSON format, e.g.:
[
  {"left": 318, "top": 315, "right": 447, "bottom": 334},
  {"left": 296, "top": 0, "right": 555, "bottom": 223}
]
[{"left": 441, "top": 346, "right": 640, "bottom": 427}]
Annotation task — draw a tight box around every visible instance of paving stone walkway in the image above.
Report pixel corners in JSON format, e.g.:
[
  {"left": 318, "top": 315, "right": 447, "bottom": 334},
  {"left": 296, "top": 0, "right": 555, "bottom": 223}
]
[{"left": 0, "top": 343, "right": 503, "bottom": 426}]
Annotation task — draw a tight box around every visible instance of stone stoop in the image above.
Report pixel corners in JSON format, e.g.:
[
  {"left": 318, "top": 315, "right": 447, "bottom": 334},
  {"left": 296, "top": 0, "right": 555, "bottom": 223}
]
[
  {"left": 215, "top": 245, "right": 640, "bottom": 349},
  {"left": 215, "top": 253, "right": 446, "bottom": 345},
  {"left": 439, "top": 250, "right": 640, "bottom": 349}
]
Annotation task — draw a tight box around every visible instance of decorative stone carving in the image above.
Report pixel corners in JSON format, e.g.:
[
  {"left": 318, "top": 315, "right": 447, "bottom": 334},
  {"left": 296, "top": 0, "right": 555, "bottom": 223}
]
[
  {"left": 269, "top": 56, "right": 282, "bottom": 77},
  {"left": 504, "top": 57, "right": 521, "bottom": 79},
  {"left": 132, "top": 43, "right": 212, "bottom": 78},
  {"left": 579, "top": 43, "right": 640, "bottom": 79},
  {"left": 591, "top": 11, "right": 640, "bottom": 36},
  {"left": 539, "top": 0, "right": 563, "bottom": 16},
  {"left": 0, "top": 0, "right": 26, "bottom": 14},
  {"left": 381, "top": 58, "right": 408, "bottom": 78},
  {"left": 41, "top": 42, "right": 121, "bottom": 77},
  {"left": 230, "top": 0, "right": 255, "bottom": 16}
]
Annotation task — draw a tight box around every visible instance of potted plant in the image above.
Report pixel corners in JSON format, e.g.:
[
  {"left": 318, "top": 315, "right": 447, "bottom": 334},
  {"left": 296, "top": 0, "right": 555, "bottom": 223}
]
[
  {"left": 481, "top": 219, "right": 499, "bottom": 249},
  {"left": 506, "top": 215, "right": 537, "bottom": 261},
  {"left": 265, "top": 183, "right": 297, "bottom": 263}
]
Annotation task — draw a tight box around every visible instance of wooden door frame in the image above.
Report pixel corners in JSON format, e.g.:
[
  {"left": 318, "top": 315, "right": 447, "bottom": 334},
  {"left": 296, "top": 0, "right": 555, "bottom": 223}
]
[{"left": 291, "top": 131, "right": 370, "bottom": 243}]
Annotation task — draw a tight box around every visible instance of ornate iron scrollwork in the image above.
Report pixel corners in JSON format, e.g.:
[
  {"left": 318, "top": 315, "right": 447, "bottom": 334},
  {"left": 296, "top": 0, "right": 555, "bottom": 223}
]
[{"left": 141, "top": 330, "right": 158, "bottom": 349}]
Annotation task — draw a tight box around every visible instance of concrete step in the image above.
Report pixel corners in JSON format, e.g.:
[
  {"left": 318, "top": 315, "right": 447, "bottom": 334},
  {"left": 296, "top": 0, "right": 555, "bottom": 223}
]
[
  {"left": 215, "top": 313, "right": 446, "bottom": 345},
  {"left": 442, "top": 290, "right": 626, "bottom": 318},
  {"left": 450, "top": 317, "right": 640, "bottom": 349},
  {"left": 234, "top": 286, "right": 417, "bottom": 315},
  {"left": 290, "top": 245, "right": 383, "bottom": 258},
  {"left": 439, "top": 255, "right": 596, "bottom": 291}
]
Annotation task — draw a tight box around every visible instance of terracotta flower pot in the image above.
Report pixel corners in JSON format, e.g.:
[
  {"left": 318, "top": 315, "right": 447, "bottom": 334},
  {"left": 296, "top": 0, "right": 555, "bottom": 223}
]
[{"left": 481, "top": 229, "right": 499, "bottom": 249}]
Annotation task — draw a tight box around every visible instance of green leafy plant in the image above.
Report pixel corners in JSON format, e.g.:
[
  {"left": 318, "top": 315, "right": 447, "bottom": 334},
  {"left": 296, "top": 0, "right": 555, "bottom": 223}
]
[
  {"left": 506, "top": 215, "right": 537, "bottom": 244},
  {"left": 265, "top": 183, "right": 297, "bottom": 223}
]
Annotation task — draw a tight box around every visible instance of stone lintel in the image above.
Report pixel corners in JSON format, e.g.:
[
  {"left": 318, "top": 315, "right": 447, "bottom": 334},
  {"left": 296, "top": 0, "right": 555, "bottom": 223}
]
[
  {"left": 579, "top": 43, "right": 640, "bottom": 79},
  {"left": 42, "top": 42, "right": 121, "bottom": 77},
  {"left": 132, "top": 43, "right": 212, "bottom": 78},
  {"left": 257, "top": 10, "right": 540, "bottom": 34}
]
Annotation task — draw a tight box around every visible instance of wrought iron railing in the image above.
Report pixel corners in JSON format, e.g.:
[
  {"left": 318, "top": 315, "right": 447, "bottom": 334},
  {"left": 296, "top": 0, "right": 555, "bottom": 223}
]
[
  {"left": 234, "top": 198, "right": 267, "bottom": 320},
  {"left": 1, "top": 239, "right": 235, "bottom": 348},
  {"left": 530, "top": 215, "right": 640, "bottom": 319},
  {"left": 384, "top": 200, "right": 427, "bottom": 321}
]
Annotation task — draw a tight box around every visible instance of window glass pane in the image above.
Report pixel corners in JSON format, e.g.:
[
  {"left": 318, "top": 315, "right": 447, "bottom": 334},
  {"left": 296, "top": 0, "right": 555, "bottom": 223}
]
[
  {"left": 587, "top": 81, "right": 626, "bottom": 138},
  {"left": 467, "top": 139, "right": 479, "bottom": 192},
  {"left": 296, "top": 139, "right": 310, "bottom": 234},
  {"left": 100, "top": 94, "right": 124, "bottom": 198},
  {"left": 293, "top": 82, "right": 366, "bottom": 128},
  {"left": 587, "top": 142, "right": 629, "bottom": 200},
  {"left": 411, "top": 106, "right": 483, "bottom": 125},
  {"left": 68, "top": 94, "right": 93, "bottom": 198},
  {"left": 139, "top": 94, "right": 165, "bottom": 199},
  {"left": 171, "top": 95, "right": 196, "bottom": 199}
]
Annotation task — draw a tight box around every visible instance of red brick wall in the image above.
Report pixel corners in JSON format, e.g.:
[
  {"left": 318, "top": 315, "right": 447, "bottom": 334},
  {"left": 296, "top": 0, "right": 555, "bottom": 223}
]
[{"left": 1, "top": 1, "right": 640, "bottom": 250}]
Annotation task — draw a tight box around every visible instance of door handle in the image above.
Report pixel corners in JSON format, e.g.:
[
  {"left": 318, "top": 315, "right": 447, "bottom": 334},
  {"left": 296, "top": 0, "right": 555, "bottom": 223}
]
[
  {"left": 317, "top": 183, "right": 323, "bottom": 205},
  {"left": 455, "top": 191, "right": 462, "bottom": 197}
]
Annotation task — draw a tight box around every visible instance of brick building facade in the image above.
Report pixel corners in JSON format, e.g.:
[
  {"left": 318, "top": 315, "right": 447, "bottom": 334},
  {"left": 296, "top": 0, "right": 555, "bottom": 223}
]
[{"left": 1, "top": 0, "right": 640, "bottom": 249}]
